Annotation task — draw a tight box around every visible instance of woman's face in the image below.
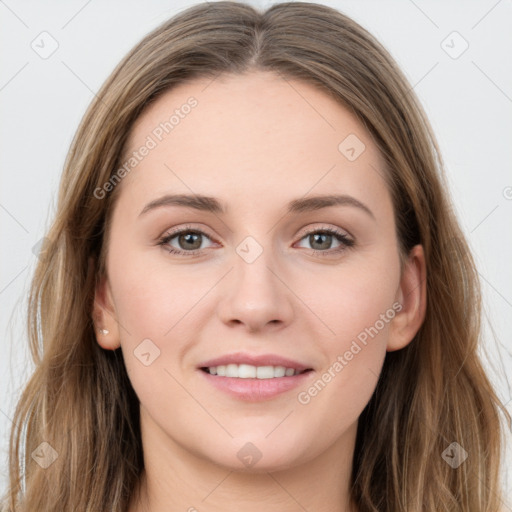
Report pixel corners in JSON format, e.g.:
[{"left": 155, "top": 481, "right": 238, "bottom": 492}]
[{"left": 95, "top": 70, "right": 424, "bottom": 472}]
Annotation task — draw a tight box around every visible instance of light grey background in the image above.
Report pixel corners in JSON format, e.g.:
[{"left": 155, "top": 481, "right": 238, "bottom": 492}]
[{"left": 1, "top": 0, "right": 511, "bottom": 505}]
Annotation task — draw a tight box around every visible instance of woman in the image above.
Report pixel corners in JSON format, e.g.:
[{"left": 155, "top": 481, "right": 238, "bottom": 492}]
[{"left": 2, "top": 2, "right": 510, "bottom": 511}]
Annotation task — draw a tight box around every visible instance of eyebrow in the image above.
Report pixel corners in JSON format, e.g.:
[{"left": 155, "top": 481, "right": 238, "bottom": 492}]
[{"left": 138, "top": 193, "right": 375, "bottom": 219}]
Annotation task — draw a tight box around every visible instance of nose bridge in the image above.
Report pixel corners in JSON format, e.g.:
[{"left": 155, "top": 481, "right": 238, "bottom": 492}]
[
  {"left": 233, "top": 233, "right": 281, "bottom": 301},
  {"left": 216, "top": 233, "right": 294, "bottom": 330}
]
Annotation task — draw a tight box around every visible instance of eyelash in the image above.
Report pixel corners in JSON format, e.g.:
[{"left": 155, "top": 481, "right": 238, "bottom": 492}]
[{"left": 157, "top": 224, "right": 355, "bottom": 258}]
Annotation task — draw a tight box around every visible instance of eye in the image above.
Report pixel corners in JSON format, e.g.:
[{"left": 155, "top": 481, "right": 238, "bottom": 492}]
[
  {"left": 295, "top": 227, "right": 354, "bottom": 256},
  {"left": 158, "top": 225, "right": 217, "bottom": 257},
  {"left": 157, "top": 225, "right": 354, "bottom": 258}
]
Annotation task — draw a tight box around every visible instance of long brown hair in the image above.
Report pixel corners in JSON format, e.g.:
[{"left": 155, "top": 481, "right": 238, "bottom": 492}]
[{"left": 2, "top": 2, "right": 510, "bottom": 510}]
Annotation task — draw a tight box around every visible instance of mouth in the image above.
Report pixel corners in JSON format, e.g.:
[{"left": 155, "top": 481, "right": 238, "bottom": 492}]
[{"left": 197, "top": 353, "right": 314, "bottom": 401}]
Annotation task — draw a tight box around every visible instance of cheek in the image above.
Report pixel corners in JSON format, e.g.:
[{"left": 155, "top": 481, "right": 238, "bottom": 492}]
[
  {"left": 107, "top": 241, "right": 209, "bottom": 338},
  {"left": 106, "top": 242, "right": 232, "bottom": 406},
  {"left": 108, "top": 256, "right": 203, "bottom": 417},
  {"left": 293, "top": 251, "right": 401, "bottom": 343},
  {"left": 294, "top": 254, "right": 400, "bottom": 416}
]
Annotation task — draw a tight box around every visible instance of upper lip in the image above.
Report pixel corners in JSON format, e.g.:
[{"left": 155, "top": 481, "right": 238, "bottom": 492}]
[{"left": 198, "top": 352, "right": 313, "bottom": 372}]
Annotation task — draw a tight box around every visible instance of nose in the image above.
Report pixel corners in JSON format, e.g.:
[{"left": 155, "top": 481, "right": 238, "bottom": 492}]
[{"left": 216, "top": 242, "right": 295, "bottom": 333}]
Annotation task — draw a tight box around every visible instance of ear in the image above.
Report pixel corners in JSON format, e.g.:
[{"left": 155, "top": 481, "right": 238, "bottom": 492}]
[
  {"left": 92, "top": 266, "right": 121, "bottom": 351},
  {"left": 387, "top": 244, "right": 427, "bottom": 352}
]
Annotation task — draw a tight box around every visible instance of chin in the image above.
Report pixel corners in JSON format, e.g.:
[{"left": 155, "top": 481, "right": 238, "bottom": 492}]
[
  {"left": 212, "top": 451, "right": 305, "bottom": 474},
  {"left": 201, "top": 431, "right": 311, "bottom": 473}
]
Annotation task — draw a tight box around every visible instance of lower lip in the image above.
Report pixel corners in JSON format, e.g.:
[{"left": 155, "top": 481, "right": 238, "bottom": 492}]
[{"left": 199, "top": 369, "right": 314, "bottom": 401}]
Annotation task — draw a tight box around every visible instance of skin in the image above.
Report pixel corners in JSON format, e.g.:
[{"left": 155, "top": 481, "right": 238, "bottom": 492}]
[{"left": 93, "top": 70, "right": 426, "bottom": 512}]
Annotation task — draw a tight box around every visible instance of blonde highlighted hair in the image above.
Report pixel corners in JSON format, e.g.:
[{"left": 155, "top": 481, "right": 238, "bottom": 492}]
[{"left": 2, "top": 2, "right": 510, "bottom": 511}]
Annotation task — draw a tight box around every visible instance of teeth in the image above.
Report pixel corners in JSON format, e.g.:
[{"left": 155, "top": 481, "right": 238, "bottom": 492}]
[
  {"left": 238, "top": 364, "right": 256, "bottom": 378},
  {"left": 206, "top": 364, "right": 302, "bottom": 378}
]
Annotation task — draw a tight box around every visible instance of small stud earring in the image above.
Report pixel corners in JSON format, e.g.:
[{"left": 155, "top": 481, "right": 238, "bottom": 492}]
[{"left": 99, "top": 328, "right": 110, "bottom": 335}]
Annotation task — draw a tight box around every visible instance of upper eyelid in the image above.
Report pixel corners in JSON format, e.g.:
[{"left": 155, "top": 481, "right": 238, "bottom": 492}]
[
  {"left": 297, "top": 225, "right": 352, "bottom": 239},
  {"left": 163, "top": 224, "right": 217, "bottom": 242}
]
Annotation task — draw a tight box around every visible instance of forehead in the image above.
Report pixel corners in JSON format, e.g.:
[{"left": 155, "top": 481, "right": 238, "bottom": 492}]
[{"left": 116, "top": 70, "right": 389, "bottom": 215}]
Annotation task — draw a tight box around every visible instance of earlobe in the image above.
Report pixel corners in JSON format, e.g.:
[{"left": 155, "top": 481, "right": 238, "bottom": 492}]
[
  {"left": 387, "top": 244, "right": 427, "bottom": 352},
  {"left": 92, "top": 267, "right": 121, "bottom": 350}
]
